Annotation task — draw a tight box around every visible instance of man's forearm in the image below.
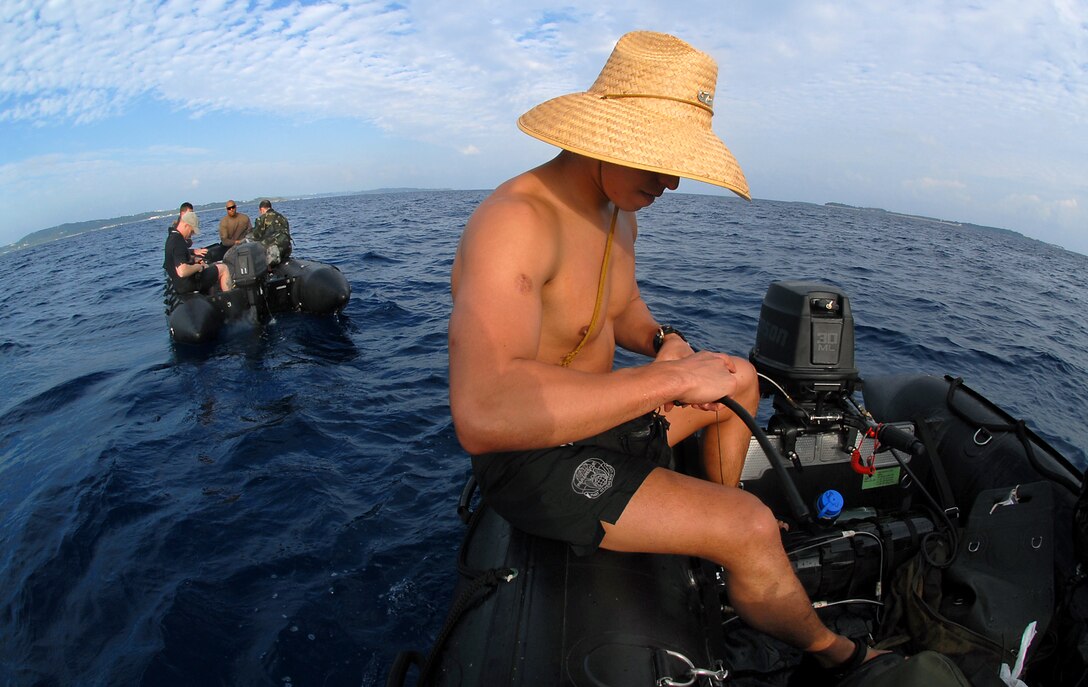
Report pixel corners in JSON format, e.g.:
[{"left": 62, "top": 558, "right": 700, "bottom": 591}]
[
  {"left": 450, "top": 355, "right": 686, "bottom": 455},
  {"left": 613, "top": 298, "right": 660, "bottom": 356}
]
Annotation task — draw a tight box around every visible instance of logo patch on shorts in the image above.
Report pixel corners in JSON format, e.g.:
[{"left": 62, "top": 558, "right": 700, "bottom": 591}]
[{"left": 571, "top": 457, "right": 615, "bottom": 499}]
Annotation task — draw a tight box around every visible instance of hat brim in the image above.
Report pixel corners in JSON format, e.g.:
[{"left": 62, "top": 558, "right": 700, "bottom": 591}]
[{"left": 518, "top": 92, "right": 750, "bottom": 200}]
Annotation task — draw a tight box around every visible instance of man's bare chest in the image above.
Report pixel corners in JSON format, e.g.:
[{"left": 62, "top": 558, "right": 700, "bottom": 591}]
[{"left": 540, "top": 238, "right": 636, "bottom": 343}]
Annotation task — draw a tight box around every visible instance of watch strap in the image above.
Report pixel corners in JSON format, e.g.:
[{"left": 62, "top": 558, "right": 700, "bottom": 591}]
[{"left": 653, "top": 325, "right": 687, "bottom": 353}]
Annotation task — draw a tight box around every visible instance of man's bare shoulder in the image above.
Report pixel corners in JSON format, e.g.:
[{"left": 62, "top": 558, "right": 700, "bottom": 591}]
[
  {"left": 456, "top": 174, "right": 562, "bottom": 276},
  {"left": 469, "top": 173, "right": 561, "bottom": 237}
]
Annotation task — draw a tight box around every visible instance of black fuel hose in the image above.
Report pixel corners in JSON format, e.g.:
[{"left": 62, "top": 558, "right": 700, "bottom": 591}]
[{"left": 719, "top": 396, "right": 813, "bottom": 524}]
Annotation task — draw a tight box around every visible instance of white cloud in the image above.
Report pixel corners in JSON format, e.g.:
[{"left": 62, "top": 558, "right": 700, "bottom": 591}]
[{"left": 0, "top": 0, "right": 1085, "bottom": 252}]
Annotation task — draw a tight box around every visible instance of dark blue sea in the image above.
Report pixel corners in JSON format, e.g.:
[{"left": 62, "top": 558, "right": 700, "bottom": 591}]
[{"left": 1, "top": 190, "right": 1085, "bottom": 686}]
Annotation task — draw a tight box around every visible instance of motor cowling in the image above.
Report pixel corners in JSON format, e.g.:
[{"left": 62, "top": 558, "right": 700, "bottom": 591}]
[
  {"left": 224, "top": 241, "right": 269, "bottom": 287},
  {"left": 750, "top": 281, "right": 858, "bottom": 409}
]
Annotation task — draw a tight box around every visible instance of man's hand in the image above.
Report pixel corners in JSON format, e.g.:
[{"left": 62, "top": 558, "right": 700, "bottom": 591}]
[{"left": 664, "top": 350, "right": 740, "bottom": 412}]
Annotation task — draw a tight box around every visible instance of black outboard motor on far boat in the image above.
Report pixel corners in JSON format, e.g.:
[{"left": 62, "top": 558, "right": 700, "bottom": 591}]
[{"left": 225, "top": 241, "right": 269, "bottom": 288}]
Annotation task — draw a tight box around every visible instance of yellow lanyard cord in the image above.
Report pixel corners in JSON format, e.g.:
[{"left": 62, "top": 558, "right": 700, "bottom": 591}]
[{"left": 560, "top": 206, "right": 619, "bottom": 367}]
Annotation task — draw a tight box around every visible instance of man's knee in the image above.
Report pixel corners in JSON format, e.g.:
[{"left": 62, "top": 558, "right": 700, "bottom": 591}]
[
  {"left": 732, "top": 357, "right": 759, "bottom": 400},
  {"left": 745, "top": 500, "right": 781, "bottom": 540},
  {"left": 721, "top": 492, "right": 780, "bottom": 551}
]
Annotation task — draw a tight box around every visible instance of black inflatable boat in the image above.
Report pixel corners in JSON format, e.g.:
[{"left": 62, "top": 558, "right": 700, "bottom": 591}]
[
  {"left": 167, "top": 242, "right": 351, "bottom": 343},
  {"left": 390, "top": 280, "right": 1087, "bottom": 687}
]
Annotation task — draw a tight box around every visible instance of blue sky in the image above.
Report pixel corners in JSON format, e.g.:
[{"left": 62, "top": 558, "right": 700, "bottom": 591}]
[{"left": 2, "top": 1, "right": 1085, "bottom": 253}]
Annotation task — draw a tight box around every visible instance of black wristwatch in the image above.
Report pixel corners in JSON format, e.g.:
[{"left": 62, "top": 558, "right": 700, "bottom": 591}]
[{"left": 653, "top": 325, "right": 687, "bottom": 353}]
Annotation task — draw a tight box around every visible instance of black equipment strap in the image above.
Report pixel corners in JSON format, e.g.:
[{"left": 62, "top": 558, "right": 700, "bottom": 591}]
[{"left": 913, "top": 414, "right": 959, "bottom": 521}]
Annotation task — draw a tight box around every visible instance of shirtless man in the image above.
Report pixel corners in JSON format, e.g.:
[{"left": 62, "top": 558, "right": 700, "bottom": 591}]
[{"left": 448, "top": 31, "right": 881, "bottom": 674}]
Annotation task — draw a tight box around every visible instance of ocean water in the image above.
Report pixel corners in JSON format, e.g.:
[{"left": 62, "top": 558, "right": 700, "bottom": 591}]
[{"left": 0, "top": 190, "right": 1085, "bottom": 686}]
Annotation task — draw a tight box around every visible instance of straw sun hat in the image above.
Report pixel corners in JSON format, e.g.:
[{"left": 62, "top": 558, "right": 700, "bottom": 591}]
[{"left": 518, "top": 31, "right": 749, "bottom": 200}]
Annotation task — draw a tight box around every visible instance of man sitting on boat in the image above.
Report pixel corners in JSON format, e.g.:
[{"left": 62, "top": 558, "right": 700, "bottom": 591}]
[
  {"left": 448, "top": 31, "right": 884, "bottom": 677},
  {"left": 252, "top": 199, "right": 292, "bottom": 267},
  {"left": 164, "top": 210, "right": 232, "bottom": 294},
  {"left": 219, "top": 200, "right": 251, "bottom": 249},
  {"left": 204, "top": 199, "right": 252, "bottom": 262},
  {"left": 168, "top": 201, "right": 194, "bottom": 233}
]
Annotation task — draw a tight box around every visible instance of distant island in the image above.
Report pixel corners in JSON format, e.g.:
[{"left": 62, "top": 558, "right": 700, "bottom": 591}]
[
  {"left": 1, "top": 188, "right": 445, "bottom": 254},
  {"left": 824, "top": 202, "right": 1023, "bottom": 240},
  {"left": 2, "top": 192, "right": 1029, "bottom": 255}
]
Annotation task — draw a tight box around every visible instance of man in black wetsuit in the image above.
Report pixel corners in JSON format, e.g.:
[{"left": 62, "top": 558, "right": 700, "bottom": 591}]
[{"left": 164, "top": 210, "right": 231, "bottom": 294}]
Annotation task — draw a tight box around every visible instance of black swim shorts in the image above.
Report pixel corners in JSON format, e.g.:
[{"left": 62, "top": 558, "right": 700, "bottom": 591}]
[
  {"left": 471, "top": 412, "right": 673, "bottom": 556},
  {"left": 174, "top": 264, "right": 220, "bottom": 294}
]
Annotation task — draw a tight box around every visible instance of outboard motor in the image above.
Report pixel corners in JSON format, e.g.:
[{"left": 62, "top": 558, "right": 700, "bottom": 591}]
[
  {"left": 745, "top": 281, "right": 917, "bottom": 518},
  {"left": 750, "top": 281, "right": 858, "bottom": 419},
  {"left": 225, "top": 241, "right": 269, "bottom": 287},
  {"left": 223, "top": 241, "right": 271, "bottom": 323},
  {"left": 744, "top": 282, "right": 870, "bottom": 520}
]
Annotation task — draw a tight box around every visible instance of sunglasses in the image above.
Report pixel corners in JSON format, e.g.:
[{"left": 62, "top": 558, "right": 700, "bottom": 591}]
[{"left": 226, "top": 206, "right": 237, "bottom": 210}]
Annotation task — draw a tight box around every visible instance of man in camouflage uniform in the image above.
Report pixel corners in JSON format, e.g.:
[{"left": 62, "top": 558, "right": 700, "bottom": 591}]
[{"left": 252, "top": 199, "right": 293, "bottom": 266}]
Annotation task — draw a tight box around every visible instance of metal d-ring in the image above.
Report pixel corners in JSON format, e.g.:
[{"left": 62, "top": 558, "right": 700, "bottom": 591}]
[
  {"left": 657, "top": 650, "right": 729, "bottom": 686},
  {"left": 973, "top": 428, "right": 992, "bottom": 446}
]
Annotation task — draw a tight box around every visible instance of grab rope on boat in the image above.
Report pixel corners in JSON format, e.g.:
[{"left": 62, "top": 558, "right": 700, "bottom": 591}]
[
  {"left": 405, "top": 480, "right": 518, "bottom": 686},
  {"left": 415, "top": 557, "right": 518, "bottom": 685},
  {"left": 945, "top": 376, "right": 1081, "bottom": 495}
]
